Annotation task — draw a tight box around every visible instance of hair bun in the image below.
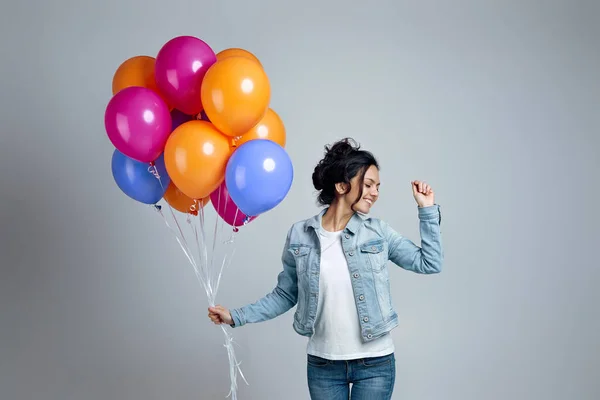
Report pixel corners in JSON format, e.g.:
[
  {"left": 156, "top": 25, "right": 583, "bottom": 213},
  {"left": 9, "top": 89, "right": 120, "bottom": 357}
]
[
  {"left": 326, "top": 138, "right": 360, "bottom": 159},
  {"left": 312, "top": 138, "right": 359, "bottom": 191}
]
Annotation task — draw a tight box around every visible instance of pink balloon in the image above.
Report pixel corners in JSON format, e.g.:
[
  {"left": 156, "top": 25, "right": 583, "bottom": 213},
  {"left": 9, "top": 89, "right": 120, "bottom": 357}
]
[
  {"left": 154, "top": 36, "right": 217, "bottom": 115},
  {"left": 210, "top": 181, "right": 257, "bottom": 227},
  {"left": 105, "top": 86, "right": 172, "bottom": 163}
]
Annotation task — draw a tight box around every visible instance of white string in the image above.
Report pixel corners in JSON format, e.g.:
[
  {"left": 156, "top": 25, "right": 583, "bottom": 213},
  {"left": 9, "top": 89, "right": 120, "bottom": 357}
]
[{"left": 149, "top": 166, "right": 248, "bottom": 399}]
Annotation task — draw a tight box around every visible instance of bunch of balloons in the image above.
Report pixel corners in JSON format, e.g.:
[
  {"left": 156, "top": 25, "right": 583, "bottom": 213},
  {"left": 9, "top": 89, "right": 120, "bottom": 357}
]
[{"left": 106, "top": 35, "right": 293, "bottom": 227}]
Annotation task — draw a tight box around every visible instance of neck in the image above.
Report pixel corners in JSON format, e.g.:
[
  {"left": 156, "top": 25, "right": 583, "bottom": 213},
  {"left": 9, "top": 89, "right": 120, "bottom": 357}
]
[{"left": 321, "top": 200, "right": 354, "bottom": 232}]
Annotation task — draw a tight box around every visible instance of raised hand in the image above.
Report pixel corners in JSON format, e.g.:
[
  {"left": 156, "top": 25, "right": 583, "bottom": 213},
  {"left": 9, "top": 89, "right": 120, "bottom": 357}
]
[{"left": 411, "top": 180, "right": 435, "bottom": 208}]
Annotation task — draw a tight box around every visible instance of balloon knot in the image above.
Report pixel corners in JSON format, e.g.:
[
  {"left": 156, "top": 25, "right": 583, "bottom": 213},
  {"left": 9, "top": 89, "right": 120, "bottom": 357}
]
[
  {"left": 189, "top": 200, "right": 199, "bottom": 213},
  {"left": 147, "top": 165, "right": 161, "bottom": 180}
]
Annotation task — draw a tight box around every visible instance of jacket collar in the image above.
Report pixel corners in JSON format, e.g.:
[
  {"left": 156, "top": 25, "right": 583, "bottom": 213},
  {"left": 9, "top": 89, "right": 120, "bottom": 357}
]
[{"left": 305, "top": 207, "right": 370, "bottom": 234}]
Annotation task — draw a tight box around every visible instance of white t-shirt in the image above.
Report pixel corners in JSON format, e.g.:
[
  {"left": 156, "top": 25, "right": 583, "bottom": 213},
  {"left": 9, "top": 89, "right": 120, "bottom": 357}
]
[{"left": 306, "top": 226, "right": 395, "bottom": 360}]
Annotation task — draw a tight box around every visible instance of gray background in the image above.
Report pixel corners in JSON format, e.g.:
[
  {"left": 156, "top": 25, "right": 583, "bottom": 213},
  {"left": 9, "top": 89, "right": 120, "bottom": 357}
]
[{"left": 1, "top": 1, "right": 599, "bottom": 399}]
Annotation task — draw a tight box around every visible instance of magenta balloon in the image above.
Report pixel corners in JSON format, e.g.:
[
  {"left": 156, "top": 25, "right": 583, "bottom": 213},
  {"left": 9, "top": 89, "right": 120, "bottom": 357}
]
[
  {"left": 105, "top": 86, "right": 172, "bottom": 163},
  {"left": 154, "top": 36, "right": 217, "bottom": 115},
  {"left": 210, "top": 181, "right": 257, "bottom": 227}
]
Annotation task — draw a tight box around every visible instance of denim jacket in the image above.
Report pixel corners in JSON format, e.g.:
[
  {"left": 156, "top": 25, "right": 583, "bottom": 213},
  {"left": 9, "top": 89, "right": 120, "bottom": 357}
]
[{"left": 230, "top": 204, "right": 443, "bottom": 342}]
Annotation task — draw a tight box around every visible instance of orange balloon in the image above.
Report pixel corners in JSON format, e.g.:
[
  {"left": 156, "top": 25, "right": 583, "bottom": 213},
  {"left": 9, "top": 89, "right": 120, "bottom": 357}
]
[
  {"left": 112, "top": 55, "right": 173, "bottom": 109},
  {"left": 112, "top": 56, "right": 158, "bottom": 94},
  {"left": 201, "top": 56, "right": 271, "bottom": 137},
  {"left": 236, "top": 108, "right": 286, "bottom": 148},
  {"left": 216, "top": 48, "right": 262, "bottom": 67},
  {"left": 164, "top": 120, "right": 233, "bottom": 199},
  {"left": 163, "top": 182, "right": 210, "bottom": 214}
]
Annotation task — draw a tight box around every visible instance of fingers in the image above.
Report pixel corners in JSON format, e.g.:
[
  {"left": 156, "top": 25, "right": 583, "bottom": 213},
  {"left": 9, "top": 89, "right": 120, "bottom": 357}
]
[
  {"left": 208, "top": 314, "right": 222, "bottom": 324},
  {"left": 412, "top": 180, "right": 433, "bottom": 195},
  {"left": 208, "top": 305, "right": 227, "bottom": 325},
  {"left": 411, "top": 181, "right": 418, "bottom": 196},
  {"left": 208, "top": 313, "right": 224, "bottom": 325},
  {"left": 209, "top": 305, "right": 227, "bottom": 314}
]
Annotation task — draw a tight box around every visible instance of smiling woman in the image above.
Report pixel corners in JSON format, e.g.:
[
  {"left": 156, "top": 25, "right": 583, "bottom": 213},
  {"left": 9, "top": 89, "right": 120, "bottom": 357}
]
[{"left": 208, "top": 137, "right": 444, "bottom": 400}]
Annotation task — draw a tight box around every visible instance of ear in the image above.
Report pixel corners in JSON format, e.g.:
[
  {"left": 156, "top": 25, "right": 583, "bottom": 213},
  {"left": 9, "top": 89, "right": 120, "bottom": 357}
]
[{"left": 335, "top": 182, "right": 349, "bottom": 195}]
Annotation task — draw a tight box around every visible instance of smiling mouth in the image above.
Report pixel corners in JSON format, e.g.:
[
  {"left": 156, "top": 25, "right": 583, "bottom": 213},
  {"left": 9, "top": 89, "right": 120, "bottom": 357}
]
[{"left": 364, "top": 198, "right": 373, "bottom": 205}]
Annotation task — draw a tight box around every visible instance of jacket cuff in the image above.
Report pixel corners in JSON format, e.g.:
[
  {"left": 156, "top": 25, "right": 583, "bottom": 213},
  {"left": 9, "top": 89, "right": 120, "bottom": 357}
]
[
  {"left": 230, "top": 308, "right": 245, "bottom": 328},
  {"left": 418, "top": 204, "right": 441, "bottom": 222}
]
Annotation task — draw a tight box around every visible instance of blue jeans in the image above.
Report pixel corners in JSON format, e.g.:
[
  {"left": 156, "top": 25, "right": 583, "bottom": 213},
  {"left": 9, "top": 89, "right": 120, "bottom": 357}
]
[{"left": 307, "top": 353, "right": 396, "bottom": 399}]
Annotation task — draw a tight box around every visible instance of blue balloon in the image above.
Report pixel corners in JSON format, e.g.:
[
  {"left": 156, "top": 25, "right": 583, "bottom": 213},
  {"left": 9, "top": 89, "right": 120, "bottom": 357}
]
[
  {"left": 225, "top": 139, "right": 293, "bottom": 216},
  {"left": 111, "top": 149, "right": 170, "bottom": 204}
]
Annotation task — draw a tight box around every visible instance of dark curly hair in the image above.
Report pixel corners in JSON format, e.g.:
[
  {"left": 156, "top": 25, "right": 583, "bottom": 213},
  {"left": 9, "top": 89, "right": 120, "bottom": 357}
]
[{"left": 312, "top": 138, "right": 379, "bottom": 206}]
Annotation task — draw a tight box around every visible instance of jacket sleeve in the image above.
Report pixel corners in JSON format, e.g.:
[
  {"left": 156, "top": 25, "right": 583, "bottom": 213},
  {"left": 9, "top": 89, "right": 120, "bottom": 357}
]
[
  {"left": 230, "top": 227, "right": 299, "bottom": 327},
  {"left": 381, "top": 204, "right": 443, "bottom": 274}
]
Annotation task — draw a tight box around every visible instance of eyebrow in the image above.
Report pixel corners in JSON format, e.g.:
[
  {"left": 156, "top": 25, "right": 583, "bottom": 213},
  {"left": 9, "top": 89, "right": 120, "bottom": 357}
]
[{"left": 365, "top": 178, "right": 380, "bottom": 185}]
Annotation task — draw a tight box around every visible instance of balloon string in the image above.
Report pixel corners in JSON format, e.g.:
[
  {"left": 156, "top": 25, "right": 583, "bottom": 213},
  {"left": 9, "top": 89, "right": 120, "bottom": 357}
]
[
  {"left": 211, "top": 197, "right": 247, "bottom": 397},
  {"left": 210, "top": 192, "right": 222, "bottom": 280},
  {"left": 220, "top": 323, "right": 249, "bottom": 399},
  {"left": 193, "top": 202, "right": 248, "bottom": 399},
  {"left": 199, "top": 206, "right": 212, "bottom": 299},
  {"left": 150, "top": 164, "right": 197, "bottom": 270},
  {"left": 153, "top": 206, "right": 247, "bottom": 398},
  {"left": 211, "top": 188, "right": 239, "bottom": 295},
  {"left": 193, "top": 207, "right": 214, "bottom": 301},
  {"left": 153, "top": 206, "right": 211, "bottom": 298},
  {"left": 149, "top": 168, "right": 247, "bottom": 398},
  {"left": 148, "top": 167, "right": 211, "bottom": 299}
]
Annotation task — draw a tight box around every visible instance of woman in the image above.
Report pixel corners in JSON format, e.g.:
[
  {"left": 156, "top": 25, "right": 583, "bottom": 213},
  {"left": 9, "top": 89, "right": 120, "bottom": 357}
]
[{"left": 208, "top": 138, "right": 443, "bottom": 399}]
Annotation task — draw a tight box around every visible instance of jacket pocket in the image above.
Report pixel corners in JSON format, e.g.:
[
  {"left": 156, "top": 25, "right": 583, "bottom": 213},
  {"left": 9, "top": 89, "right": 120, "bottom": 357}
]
[
  {"left": 359, "top": 239, "right": 387, "bottom": 272},
  {"left": 289, "top": 245, "right": 311, "bottom": 274}
]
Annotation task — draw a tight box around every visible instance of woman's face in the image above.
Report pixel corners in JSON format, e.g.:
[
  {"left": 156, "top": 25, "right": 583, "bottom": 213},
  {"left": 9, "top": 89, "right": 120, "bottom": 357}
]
[{"left": 347, "top": 165, "right": 380, "bottom": 214}]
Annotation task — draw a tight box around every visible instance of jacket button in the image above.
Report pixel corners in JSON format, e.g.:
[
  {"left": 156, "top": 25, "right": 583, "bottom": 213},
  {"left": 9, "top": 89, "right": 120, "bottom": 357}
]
[
  {"left": 367, "top": 334, "right": 373, "bottom": 339},
  {"left": 349, "top": 251, "right": 354, "bottom": 256},
  {"left": 371, "top": 246, "right": 377, "bottom": 251},
  {"left": 294, "top": 249, "right": 299, "bottom": 255},
  {"left": 363, "top": 317, "right": 369, "bottom": 322},
  {"left": 345, "top": 234, "right": 350, "bottom": 239},
  {"left": 353, "top": 273, "right": 359, "bottom": 278},
  {"left": 359, "top": 295, "right": 365, "bottom": 301}
]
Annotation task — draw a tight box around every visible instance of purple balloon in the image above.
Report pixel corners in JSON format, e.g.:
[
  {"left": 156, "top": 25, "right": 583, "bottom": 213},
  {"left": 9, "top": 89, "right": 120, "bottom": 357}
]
[
  {"left": 171, "top": 109, "right": 195, "bottom": 131},
  {"left": 210, "top": 181, "right": 257, "bottom": 227},
  {"left": 198, "top": 109, "right": 211, "bottom": 122},
  {"left": 155, "top": 36, "right": 217, "bottom": 115},
  {"left": 105, "top": 86, "right": 172, "bottom": 163}
]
